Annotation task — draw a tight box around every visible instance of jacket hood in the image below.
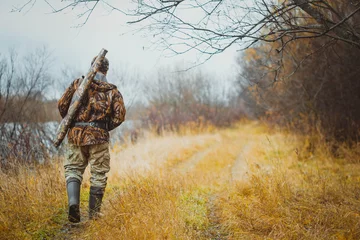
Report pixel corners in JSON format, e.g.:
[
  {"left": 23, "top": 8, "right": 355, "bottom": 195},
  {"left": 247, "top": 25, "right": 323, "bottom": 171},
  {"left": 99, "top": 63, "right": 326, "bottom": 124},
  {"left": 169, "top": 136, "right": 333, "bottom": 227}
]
[{"left": 89, "top": 72, "right": 116, "bottom": 92}]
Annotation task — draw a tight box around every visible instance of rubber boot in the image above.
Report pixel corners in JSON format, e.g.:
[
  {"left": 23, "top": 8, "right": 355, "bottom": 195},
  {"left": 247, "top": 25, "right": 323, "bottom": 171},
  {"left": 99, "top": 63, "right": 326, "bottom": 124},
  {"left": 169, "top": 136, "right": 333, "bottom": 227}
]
[
  {"left": 89, "top": 186, "right": 105, "bottom": 220},
  {"left": 66, "top": 178, "right": 81, "bottom": 223}
]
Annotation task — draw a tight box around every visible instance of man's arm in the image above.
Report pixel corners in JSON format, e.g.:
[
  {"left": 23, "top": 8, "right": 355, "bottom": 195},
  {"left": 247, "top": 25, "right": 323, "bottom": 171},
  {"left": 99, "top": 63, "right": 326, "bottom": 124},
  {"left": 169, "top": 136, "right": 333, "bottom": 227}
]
[
  {"left": 108, "top": 89, "right": 126, "bottom": 131},
  {"left": 58, "top": 79, "right": 80, "bottom": 118}
]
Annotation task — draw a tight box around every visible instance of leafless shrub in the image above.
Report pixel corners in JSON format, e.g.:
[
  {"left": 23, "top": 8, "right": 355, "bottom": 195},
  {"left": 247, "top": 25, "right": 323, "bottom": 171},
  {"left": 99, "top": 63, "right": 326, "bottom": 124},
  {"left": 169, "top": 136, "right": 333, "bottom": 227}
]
[{"left": 143, "top": 68, "right": 244, "bottom": 133}]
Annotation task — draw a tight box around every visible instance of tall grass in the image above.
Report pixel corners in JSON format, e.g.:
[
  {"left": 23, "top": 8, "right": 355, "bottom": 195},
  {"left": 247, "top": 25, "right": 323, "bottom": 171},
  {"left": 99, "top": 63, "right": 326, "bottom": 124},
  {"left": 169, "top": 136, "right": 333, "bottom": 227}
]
[
  {"left": 0, "top": 161, "right": 66, "bottom": 239},
  {"left": 1, "top": 122, "right": 360, "bottom": 239},
  {"left": 216, "top": 129, "right": 360, "bottom": 239}
]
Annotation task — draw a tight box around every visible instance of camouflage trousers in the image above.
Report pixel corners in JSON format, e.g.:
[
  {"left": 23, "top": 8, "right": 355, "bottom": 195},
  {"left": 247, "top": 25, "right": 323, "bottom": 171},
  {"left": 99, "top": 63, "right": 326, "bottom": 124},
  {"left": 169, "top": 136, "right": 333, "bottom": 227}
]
[{"left": 64, "top": 143, "right": 110, "bottom": 188}]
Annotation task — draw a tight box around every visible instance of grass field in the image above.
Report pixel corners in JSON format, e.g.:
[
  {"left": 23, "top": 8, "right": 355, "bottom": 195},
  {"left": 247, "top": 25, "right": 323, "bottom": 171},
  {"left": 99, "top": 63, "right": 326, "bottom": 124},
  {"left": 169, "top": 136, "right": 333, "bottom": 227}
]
[{"left": 1, "top": 121, "right": 359, "bottom": 239}]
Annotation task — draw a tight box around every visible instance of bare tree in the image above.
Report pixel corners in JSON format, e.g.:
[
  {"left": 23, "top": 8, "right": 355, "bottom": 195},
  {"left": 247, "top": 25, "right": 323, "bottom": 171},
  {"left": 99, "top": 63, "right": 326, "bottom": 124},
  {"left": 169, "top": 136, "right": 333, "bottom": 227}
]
[
  {"left": 13, "top": 0, "right": 360, "bottom": 144},
  {"left": 143, "top": 67, "right": 242, "bottom": 133},
  {"left": 0, "top": 47, "right": 56, "bottom": 168},
  {"left": 13, "top": 0, "right": 360, "bottom": 60},
  {"left": 110, "top": 65, "right": 142, "bottom": 114}
]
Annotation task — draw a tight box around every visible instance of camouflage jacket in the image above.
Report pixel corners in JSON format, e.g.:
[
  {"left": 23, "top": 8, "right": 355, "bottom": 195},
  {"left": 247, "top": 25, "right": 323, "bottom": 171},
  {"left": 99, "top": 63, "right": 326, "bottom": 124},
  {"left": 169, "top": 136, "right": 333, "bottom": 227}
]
[{"left": 58, "top": 75, "right": 126, "bottom": 146}]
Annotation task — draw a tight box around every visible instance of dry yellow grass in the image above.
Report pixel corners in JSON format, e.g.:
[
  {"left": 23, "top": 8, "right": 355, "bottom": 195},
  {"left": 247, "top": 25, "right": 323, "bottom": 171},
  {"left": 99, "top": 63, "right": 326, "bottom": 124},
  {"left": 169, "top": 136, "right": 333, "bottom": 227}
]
[
  {"left": 216, "top": 128, "right": 360, "bottom": 239},
  {"left": 1, "top": 121, "right": 359, "bottom": 239},
  {"left": 0, "top": 161, "right": 66, "bottom": 239}
]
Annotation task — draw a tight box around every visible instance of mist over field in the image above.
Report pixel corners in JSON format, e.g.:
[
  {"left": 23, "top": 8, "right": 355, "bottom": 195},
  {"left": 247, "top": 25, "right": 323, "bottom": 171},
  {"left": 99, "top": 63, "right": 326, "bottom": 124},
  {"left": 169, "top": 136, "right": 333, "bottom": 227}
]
[{"left": 1, "top": 0, "right": 360, "bottom": 239}]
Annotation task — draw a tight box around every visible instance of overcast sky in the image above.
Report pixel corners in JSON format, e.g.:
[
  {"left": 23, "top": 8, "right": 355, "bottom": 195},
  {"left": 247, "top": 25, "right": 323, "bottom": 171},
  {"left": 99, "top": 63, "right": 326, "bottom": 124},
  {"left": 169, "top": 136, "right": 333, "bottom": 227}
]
[{"left": 0, "top": 0, "right": 240, "bottom": 98}]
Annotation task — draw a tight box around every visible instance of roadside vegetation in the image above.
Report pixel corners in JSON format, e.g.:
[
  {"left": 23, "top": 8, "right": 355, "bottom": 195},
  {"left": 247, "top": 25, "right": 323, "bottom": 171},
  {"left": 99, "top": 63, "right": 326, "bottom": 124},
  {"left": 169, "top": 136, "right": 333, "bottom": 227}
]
[{"left": 1, "top": 122, "right": 359, "bottom": 239}]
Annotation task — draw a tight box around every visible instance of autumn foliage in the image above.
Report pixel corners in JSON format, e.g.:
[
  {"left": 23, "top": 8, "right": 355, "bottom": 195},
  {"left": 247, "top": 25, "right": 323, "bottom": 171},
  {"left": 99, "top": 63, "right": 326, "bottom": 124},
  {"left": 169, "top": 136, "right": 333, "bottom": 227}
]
[{"left": 238, "top": 1, "right": 360, "bottom": 144}]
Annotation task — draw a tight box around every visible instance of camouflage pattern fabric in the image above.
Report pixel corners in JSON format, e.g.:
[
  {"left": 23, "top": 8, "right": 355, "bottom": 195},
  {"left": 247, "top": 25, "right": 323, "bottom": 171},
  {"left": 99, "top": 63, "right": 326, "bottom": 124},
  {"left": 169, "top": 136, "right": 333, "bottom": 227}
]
[
  {"left": 64, "top": 143, "right": 110, "bottom": 188},
  {"left": 54, "top": 49, "right": 108, "bottom": 147},
  {"left": 58, "top": 76, "right": 126, "bottom": 146}
]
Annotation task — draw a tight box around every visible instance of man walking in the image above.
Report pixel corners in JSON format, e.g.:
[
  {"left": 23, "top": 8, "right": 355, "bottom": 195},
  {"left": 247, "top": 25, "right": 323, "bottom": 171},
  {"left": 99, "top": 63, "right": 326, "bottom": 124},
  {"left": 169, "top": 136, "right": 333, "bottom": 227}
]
[{"left": 58, "top": 56, "right": 126, "bottom": 223}]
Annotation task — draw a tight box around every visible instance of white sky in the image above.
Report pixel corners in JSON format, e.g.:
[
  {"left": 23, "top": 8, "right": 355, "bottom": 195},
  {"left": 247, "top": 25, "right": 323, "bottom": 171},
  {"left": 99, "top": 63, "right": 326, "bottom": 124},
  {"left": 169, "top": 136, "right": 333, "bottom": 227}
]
[{"left": 0, "top": 0, "right": 240, "bottom": 98}]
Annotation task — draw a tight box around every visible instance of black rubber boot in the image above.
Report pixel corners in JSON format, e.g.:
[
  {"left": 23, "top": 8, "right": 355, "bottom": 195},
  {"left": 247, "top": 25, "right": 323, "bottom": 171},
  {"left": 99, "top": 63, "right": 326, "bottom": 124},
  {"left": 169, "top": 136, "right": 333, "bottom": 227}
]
[
  {"left": 66, "top": 178, "right": 81, "bottom": 223},
  {"left": 89, "top": 186, "right": 105, "bottom": 220}
]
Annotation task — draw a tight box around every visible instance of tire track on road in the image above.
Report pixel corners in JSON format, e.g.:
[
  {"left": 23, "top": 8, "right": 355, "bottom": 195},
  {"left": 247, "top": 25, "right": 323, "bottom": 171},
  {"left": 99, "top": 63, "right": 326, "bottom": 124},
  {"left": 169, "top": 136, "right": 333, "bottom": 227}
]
[
  {"left": 173, "top": 145, "right": 218, "bottom": 174},
  {"left": 230, "top": 142, "right": 253, "bottom": 182}
]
